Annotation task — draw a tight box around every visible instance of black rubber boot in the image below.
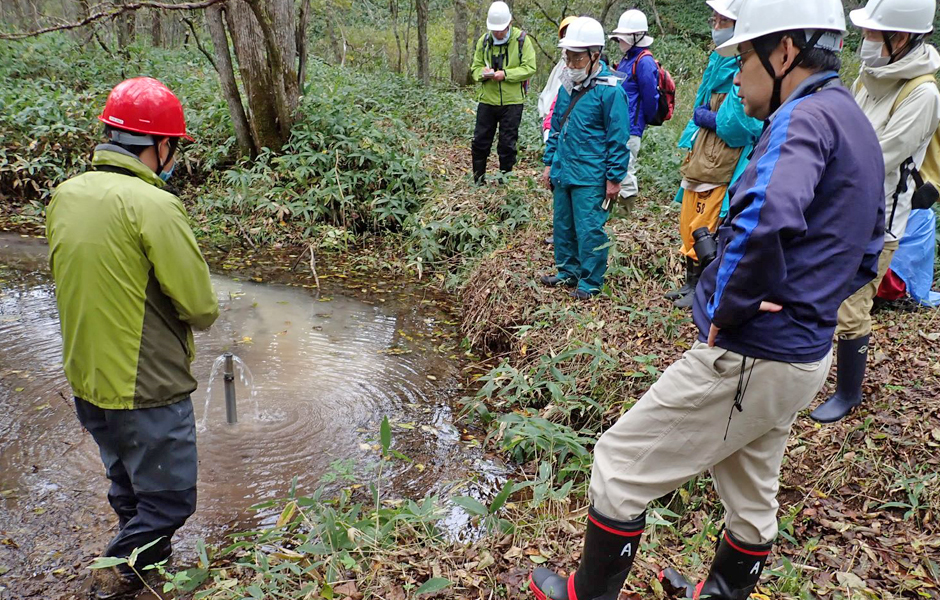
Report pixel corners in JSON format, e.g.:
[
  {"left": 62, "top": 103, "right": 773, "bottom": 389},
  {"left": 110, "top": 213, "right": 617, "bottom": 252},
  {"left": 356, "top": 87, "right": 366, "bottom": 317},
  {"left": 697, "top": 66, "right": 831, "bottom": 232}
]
[
  {"left": 540, "top": 275, "right": 576, "bottom": 288},
  {"left": 570, "top": 289, "right": 594, "bottom": 301},
  {"left": 810, "top": 335, "right": 869, "bottom": 423},
  {"left": 530, "top": 508, "right": 645, "bottom": 600},
  {"left": 665, "top": 258, "right": 695, "bottom": 300},
  {"left": 673, "top": 268, "right": 700, "bottom": 309},
  {"left": 472, "top": 156, "right": 488, "bottom": 185},
  {"left": 695, "top": 531, "right": 772, "bottom": 600}
]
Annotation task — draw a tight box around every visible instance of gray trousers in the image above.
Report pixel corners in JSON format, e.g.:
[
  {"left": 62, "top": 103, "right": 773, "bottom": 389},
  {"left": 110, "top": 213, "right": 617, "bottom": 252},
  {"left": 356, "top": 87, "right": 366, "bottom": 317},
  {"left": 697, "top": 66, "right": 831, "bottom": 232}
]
[
  {"left": 589, "top": 343, "right": 830, "bottom": 544},
  {"left": 75, "top": 397, "right": 198, "bottom": 567}
]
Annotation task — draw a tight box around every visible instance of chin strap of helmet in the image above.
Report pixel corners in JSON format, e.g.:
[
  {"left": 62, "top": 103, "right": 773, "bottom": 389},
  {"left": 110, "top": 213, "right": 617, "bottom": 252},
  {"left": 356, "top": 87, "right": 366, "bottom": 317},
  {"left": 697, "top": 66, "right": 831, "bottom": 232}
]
[
  {"left": 755, "top": 30, "right": 825, "bottom": 114},
  {"left": 884, "top": 31, "right": 923, "bottom": 65}
]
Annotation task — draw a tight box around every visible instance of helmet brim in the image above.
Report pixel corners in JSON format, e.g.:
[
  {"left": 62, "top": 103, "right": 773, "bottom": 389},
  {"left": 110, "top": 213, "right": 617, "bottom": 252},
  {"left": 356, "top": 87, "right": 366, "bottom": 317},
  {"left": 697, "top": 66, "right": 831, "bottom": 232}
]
[
  {"left": 715, "top": 31, "right": 759, "bottom": 57},
  {"left": 706, "top": 0, "right": 738, "bottom": 21},
  {"left": 610, "top": 28, "right": 646, "bottom": 35},
  {"left": 849, "top": 8, "right": 934, "bottom": 34},
  {"left": 98, "top": 115, "right": 194, "bottom": 142},
  {"left": 558, "top": 40, "right": 591, "bottom": 50},
  {"left": 487, "top": 19, "right": 511, "bottom": 31}
]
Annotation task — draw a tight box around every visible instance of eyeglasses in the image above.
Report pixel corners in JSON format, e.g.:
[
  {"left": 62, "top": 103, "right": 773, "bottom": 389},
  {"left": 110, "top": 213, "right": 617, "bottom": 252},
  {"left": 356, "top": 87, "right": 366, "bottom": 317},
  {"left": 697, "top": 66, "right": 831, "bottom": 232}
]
[
  {"left": 708, "top": 15, "right": 733, "bottom": 28},
  {"left": 734, "top": 48, "right": 756, "bottom": 69},
  {"left": 563, "top": 51, "right": 591, "bottom": 66}
]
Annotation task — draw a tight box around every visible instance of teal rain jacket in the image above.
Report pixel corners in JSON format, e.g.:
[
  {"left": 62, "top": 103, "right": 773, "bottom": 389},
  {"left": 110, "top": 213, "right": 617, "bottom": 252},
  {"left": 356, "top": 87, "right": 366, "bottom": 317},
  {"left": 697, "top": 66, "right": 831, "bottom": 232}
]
[
  {"left": 544, "top": 64, "right": 631, "bottom": 187},
  {"left": 674, "top": 52, "right": 763, "bottom": 216}
]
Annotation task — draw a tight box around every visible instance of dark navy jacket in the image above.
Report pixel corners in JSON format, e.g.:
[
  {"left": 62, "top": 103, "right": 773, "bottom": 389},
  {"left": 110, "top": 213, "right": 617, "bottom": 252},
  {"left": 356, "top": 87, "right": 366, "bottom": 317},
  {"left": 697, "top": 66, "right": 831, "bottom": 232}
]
[
  {"left": 615, "top": 46, "right": 660, "bottom": 137},
  {"left": 692, "top": 72, "right": 885, "bottom": 363}
]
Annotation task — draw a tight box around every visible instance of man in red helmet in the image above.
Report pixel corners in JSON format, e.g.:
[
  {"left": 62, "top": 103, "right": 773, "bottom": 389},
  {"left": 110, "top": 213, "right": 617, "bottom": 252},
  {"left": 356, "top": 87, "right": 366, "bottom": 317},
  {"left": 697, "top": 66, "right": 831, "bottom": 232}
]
[{"left": 46, "top": 77, "right": 218, "bottom": 599}]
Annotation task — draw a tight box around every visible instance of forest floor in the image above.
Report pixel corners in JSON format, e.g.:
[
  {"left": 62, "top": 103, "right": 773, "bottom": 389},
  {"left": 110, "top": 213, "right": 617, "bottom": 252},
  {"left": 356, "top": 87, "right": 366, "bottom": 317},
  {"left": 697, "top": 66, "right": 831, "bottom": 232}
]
[{"left": 2, "top": 147, "right": 939, "bottom": 599}]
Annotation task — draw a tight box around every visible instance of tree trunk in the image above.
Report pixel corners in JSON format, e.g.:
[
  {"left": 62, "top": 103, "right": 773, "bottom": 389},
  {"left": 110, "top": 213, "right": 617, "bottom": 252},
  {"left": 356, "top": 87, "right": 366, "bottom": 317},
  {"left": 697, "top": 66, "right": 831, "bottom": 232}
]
[
  {"left": 206, "top": 4, "right": 255, "bottom": 157},
  {"left": 118, "top": 0, "right": 137, "bottom": 46},
  {"left": 151, "top": 8, "right": 163, "bottom": 47},
  {"left": 244, "top": 0, "right": 299, "bottom": 129},
  {"left": 599, "top": 0, "right": 616, "bottom": 30},
  {"left": 415, "top": 0, "right": 429, "bottom": 84},
  {"left": 224, "top": 0, "right": 286, "bottom": 151},
  {"left": 296, "top": 0, "right": 312, "bottom": 91},
  {"left": 645, "top": 0, "right": 664, "bottom": 35},
  {"left": 403, "top": 0, "right": 414, "bottom": 76},
  {"left": 450, "top": 0, "right": 470, "bottom": 85},
  {"left": 327, "top": 12, "right": 346, "bottom": 66},
  {"left": 390, "top": 0, "right": 402, "bottom": 73}
]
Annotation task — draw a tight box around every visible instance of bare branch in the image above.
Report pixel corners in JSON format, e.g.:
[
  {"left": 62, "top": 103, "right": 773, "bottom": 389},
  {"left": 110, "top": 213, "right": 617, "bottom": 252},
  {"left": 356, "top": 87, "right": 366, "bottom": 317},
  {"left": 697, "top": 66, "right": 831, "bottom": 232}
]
[
  {"left": 0, "top": 0, "right": 227, "bottom": 40},
  {"left": 181, "top": 16, "right": 217, "bottom": 70},
  {"left": 530, "top": 0, "right": 559, "bottom": 30},
  {"left": 513, "top": 19, "right": 555, "bottom": 64}
]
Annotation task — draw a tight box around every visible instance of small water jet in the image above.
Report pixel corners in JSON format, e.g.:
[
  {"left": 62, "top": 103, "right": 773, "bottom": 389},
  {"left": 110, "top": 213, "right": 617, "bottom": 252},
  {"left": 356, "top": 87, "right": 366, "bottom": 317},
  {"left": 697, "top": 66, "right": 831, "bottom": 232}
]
[{"left": 224, "top": 352, "right": 237, "bottom": 424}]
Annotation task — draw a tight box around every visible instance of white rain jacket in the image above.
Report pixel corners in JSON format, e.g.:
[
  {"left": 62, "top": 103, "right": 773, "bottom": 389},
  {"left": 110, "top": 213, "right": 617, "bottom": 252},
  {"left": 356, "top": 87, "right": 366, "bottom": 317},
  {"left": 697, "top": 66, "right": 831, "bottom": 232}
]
[
  {"left": 854, "top": 43, "right": 940, "bottom": 242},
  {"left": 538, "top": 58, "right": 566, "bottom": 119}
]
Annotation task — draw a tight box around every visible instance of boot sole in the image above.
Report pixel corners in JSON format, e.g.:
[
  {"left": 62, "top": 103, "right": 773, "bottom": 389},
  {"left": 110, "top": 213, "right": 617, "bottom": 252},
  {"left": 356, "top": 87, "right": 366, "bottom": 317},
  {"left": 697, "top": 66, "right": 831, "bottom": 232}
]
[
  {"left": 529, "top": 575, "right": 549, "bottom": 600},
  {"left": 809, "top": 404, "right": 860, "bottom": 424},
  {"left": 528, "top": 572, "right": 573, "bottom": 600}
]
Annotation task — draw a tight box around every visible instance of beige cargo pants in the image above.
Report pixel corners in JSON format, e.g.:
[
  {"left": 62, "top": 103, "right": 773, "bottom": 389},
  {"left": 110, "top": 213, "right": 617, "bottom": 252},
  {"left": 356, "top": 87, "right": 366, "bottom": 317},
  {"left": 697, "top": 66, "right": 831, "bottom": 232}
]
[
  {"left": 589, "top": 342, "right": 831, "bottom": 545},
  {"left": 836, "top": 239, "right": 899, "bottom": 340}
]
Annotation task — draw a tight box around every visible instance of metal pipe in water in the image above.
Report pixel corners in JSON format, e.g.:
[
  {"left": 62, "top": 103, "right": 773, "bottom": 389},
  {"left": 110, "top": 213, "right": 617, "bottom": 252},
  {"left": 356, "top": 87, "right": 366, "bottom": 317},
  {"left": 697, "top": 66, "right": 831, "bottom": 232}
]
[{"left": 223, "top": 352, "right": 237, "bottom": 424}]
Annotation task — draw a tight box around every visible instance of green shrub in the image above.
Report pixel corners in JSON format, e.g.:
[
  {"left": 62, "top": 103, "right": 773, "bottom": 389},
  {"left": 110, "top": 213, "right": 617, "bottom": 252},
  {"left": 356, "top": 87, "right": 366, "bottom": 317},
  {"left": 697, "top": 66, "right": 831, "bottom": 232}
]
[{"left": 0, "top": 34, "right": 236, "bottom": 207}]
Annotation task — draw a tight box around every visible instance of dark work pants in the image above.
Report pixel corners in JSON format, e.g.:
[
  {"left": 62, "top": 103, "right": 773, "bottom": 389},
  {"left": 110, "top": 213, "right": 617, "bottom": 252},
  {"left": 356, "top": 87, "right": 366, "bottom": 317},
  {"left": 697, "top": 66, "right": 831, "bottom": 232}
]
[
  {"left": 75, "top": 397, "right": 198, "bottom": 568},
  {"left": 471, "top": 102, "right": 524, "bottom": 182}
]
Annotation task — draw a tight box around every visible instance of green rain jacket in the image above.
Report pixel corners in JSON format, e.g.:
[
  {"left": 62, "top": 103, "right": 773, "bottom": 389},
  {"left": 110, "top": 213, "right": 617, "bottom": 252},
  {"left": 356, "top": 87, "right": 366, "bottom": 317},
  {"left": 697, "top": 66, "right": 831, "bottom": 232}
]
[
  {"left": 674, "top": 52, "right": 763, "bottom": 216},
  {"left": 543, "top": 64, "right": 632, "bottom": 187},
  {"left": 470, "top": 27, "right": 537, "bottom": 106},
  {"left": 47, "top": 145, "right": 219, "bottom": 410}
]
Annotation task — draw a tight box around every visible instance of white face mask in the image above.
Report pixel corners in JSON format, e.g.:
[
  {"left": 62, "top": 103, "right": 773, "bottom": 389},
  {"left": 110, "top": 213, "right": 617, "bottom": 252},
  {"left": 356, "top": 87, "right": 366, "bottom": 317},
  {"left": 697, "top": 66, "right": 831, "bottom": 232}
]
[
  {"left": 568, "top": 66, "right": 590, "bottom": 83},
  {"left": 618, "top": 37, "right": 635, "bottom": 52},
  {"left": 860, "top": 38, "right": 890, "bottom": 68},
  {"left": 711, "top": 27, "right": 734, "bottom": 48},
  {"left": 492, "top": 31, "right": 511, "bottom": 45}
]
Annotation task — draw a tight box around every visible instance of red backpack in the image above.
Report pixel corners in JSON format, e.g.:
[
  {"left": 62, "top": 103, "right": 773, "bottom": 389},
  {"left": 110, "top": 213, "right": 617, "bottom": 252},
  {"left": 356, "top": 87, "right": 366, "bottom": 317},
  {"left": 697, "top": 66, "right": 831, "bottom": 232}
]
[{"left": 631, "top": 49, "right": 676, "bottom": 126}]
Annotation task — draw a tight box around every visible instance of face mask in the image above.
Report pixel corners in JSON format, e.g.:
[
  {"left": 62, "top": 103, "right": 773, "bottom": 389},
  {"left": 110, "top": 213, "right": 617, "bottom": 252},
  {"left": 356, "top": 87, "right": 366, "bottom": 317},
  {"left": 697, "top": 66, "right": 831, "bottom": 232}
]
[
  {"left": 711, "top": 27, "right": 734, "bottom": 48},
  {"left": 569, "top": 66, "right": 590, "bottom": 83},
  {"left": 159, "top": 162, "right": 175, "bottom": 183},
  {"left": 860, "top": 38, "right": 890, "bottom": 68},
  {"left": 492, "top": 31, "right": 510, "bottom": 45},
  {"left": 618, "top": 37, "right": 634, "bottom": 53}
]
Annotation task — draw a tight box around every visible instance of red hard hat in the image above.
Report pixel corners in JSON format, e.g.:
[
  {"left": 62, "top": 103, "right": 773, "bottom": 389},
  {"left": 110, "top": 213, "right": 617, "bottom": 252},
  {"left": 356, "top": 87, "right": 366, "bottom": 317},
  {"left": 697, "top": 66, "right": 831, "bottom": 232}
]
[{"left": 98, "top": 77, "right": 193, "bottom": 141}]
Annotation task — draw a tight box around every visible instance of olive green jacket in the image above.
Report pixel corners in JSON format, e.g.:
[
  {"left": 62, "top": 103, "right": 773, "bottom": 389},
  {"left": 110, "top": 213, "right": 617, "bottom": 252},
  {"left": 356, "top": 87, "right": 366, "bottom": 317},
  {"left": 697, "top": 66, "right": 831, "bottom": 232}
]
[
  {"left": 470, "top": 27, "right": 537, "bottom": 106},
  {"left": 46, "top": 146, "right": 219, "bottom": 410}
]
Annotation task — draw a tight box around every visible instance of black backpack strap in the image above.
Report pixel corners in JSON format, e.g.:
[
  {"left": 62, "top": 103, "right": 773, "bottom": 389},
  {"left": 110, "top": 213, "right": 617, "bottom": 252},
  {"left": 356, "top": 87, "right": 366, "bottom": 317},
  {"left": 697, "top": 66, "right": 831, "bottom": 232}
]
[
  {"left": 558, "top": 80, "right": 597, "bottom": 131},
  {"left": 889, "top": 157, "right": 916, "bottom": 233},
  {"left": 518, "top": 31, "right": 526, "bottom": 64}
]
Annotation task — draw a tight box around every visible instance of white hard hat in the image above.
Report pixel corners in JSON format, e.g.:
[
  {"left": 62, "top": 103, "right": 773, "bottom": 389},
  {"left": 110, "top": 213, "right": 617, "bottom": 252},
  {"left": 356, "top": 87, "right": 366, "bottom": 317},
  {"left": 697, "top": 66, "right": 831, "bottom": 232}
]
[
  {"left": 850, "top": 0, "right": 936, "bottom": 35},
  {"left": 716, "top": 0, "right": 846, "bottom": 57},
  {"left": 611, "top": 9, "right": 649, "bottom": 34},
  {"left": 706, "top": 0, "right": 747, "bottom": 21},
  {"left": 559, "top": 16, "right": 606, "bottom": 50},
  {"left": 609, "top": 9, "right": 655, "bottom": 46},
  {"left": 486, "top": 1, "right": 512, "bottom": 31}
]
